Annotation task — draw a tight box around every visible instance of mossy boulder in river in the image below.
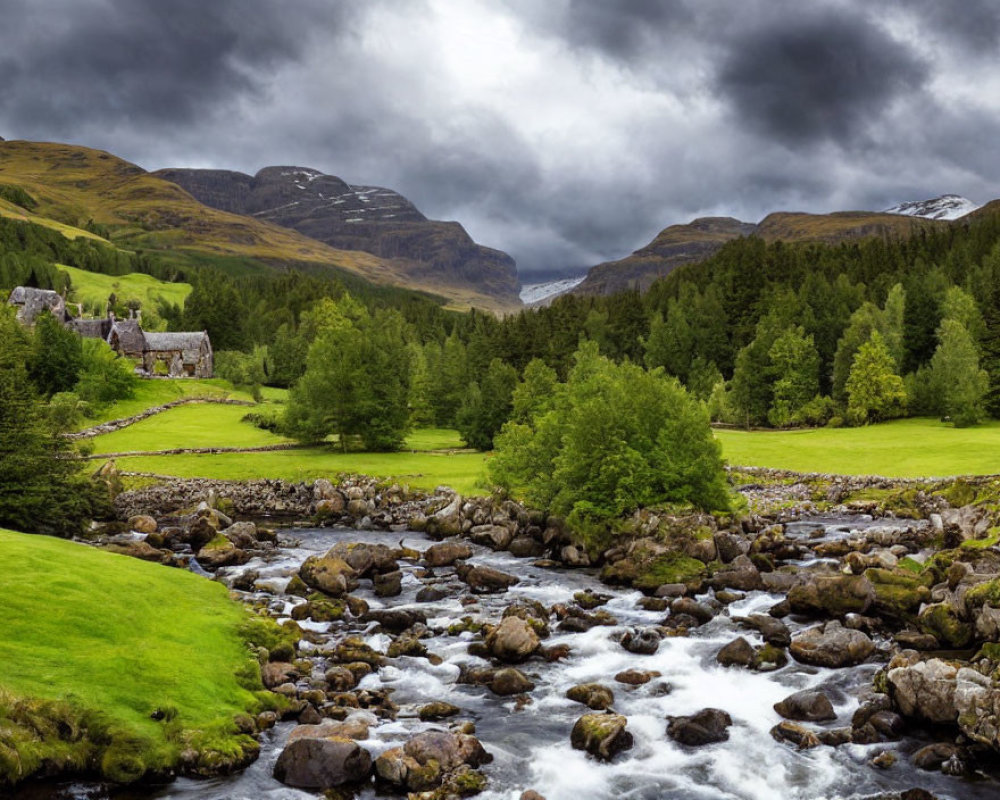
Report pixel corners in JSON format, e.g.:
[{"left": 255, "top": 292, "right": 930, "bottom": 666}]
[
  {"left": 865, "top": 568, "right": 933, "bottom": 619},
  {"left": 571, "top": 713, "right": 633, "bottom": 760},
  {"left": 787, "top": 574, "right": 875, "bottom": 618},
  {"left": 298, "top": 552, "right": 359, "bottom": 597},
  {"left": 918, "top": 602, "right": 973, "bottom": 649}
]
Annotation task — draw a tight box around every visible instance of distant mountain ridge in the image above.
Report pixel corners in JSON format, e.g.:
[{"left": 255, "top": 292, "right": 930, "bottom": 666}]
[
  {"left": 155, "top": 166, "right": 521, "bottom": 309},
  {"left": 572, "top": 198, "right": 981, "bottom": 296}
]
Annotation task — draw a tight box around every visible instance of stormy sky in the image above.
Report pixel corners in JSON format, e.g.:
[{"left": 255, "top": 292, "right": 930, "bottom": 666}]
[{"left": 1, "top": 0, "right": 998, "bottom": 277}]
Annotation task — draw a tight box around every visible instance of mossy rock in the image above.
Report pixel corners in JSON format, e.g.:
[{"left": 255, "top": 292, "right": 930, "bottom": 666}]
[
  {"left": 965, "top": 579, "right": 1000, "bottom": 610},
  {"left": 632, "top": 554, "right": 706, "bottom": 592},
  {"left": 865, "top": 568, "right": 933, "bottom": 617},
  {"left": 918, "top": 603, "right": 973, "bottom": 649},
  {"left": 201, "top": 533, "right": 230, "bottom": 552},
  {"left": 941, "top": 479, "right": 978, "bottom": 508}
]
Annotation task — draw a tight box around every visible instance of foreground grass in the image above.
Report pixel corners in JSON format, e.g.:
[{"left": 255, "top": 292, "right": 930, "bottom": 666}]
[
  {"left": 0, "top": 529, "right": 263, "bottom": 784},
  {"left": 116, "top": 448, "right": 490, "bottom": 495},
  {"left": 717, "top": 417, "right": 1000, "bottom": 478},
  {"left": 79, "top": 378, "right": 255, "bottom": 429},
  {"left": 91, "top": 403, "right": 293, "bottom": 454},
  {"left": 58, "top": 263, "right": 191, "bottom": 320}
]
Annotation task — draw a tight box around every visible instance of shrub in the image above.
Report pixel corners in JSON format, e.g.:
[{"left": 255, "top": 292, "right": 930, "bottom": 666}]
[{"left": 489, "top": 342, "right": 729, "bottom": 542}]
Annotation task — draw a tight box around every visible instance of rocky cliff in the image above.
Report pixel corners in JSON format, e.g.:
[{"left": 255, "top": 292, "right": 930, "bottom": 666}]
[{"left": 156, "top": 167, "right": 521, "bottom": 309}]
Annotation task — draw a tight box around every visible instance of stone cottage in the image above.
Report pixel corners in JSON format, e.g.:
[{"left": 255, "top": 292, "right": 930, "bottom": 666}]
[
  {"left": 7, "top": 286, "right": 213, "bottom": 378},
  {"left": 141, "top": 331, "right": 213, "bottom": 378},
  {"left": 7, "top": 286, "right": 68, "bottom": 325}
]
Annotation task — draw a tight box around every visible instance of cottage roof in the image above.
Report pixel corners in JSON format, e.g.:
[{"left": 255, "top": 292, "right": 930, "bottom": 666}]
[
  {"left": 68, "top": 317, "right": 112, "bottom": 339},
  {"left": 142, "top": 331, "right": 210, "bottom": 353},
  {"left": 108, "top": 319, "right": 145, "bottom": 353}
]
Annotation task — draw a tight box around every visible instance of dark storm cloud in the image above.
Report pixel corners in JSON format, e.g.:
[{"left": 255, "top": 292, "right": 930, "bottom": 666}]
[
  {"left": 0, "top": 1, "right": 997, "bottom": 276},
  {"left": 715, "top": 11, "right": 929, "bottom": 147},
  {"left": 0, "top": 0, "right": 349, "bottom": 135}
]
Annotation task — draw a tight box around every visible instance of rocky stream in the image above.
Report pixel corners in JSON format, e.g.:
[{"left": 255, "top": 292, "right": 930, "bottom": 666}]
[{"left": 14, "top": 474, "right": 1000, "bottom": 800}]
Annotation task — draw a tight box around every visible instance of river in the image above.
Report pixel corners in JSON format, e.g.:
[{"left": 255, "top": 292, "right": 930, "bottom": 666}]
[{"left": 21, "top": 517, "right": 1000, "bottom": 800}]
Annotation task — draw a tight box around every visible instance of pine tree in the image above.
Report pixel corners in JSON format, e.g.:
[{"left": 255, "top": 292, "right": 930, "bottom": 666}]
[
  {"left": 930, "top": 319, "right": 989, "bottom": 427},
  {"left": 767, "top": 327, "right": 820, "bottom": 427}
]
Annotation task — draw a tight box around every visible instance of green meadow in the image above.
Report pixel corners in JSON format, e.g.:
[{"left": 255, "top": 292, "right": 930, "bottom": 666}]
[
  {"left": 715, "top": 417, "right": 1000, "bottom": 479},
  {"left": 57, "top": 263, "right": 191, "bottom": 317},
  {"left": 0, "top": 528, "right": 264, "bottom": 783}
]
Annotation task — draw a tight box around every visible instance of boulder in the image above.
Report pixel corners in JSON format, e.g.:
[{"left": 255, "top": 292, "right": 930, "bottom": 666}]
[
  {"left": 457, "top": 563, "right": 519, "bottom": 593},
  {"left": 327, "top": 542, "right": 397, "bottom": 577},
  {"left": 261, "top": 662, "right": 298, "bottom": 689},
  {"left": 469, "top": 524, "right": 514, "bottom": 550},
  {"left": 566, "top": 683, "right": 615, "bottom": 711},
  {"left": 918, "top": 602, "right": 973, "bottom": 649},
  {"left": 221, "top": 521, "right": 259, "bottom": 549},
  {"left": 774, "top": 690, "right": 836, "bottom": 722},
  {"left": 416, "top": 586, "right": 449, "bottom": 603},
  {"left": 620, "top": 628, "right": 661, "bottom": 656},
  {"left": 913, "top": 742, "right": 960, "bottom": 771},
  {"left": 739, "top": 613, "right": 791, "bottom": 647},
  {"left": 886, "top": 658, "right": 959, "bottom": 724},
  {"left": 666, "top": 708, "right": 732, "bottom": 746},
  {"left": 298, "top": 553, "right": 358, "bottom": 597},
  {"left": 273, "top": 737, "right": 372, "bottom": 789},
  {"left": 430, "top": 495, "right": 464, "bottom": 537},
  {"left": 403, "top": 731, "right": 491, "bottom": 772},
  {"left": 570, "top": 713, "right": 633, "bottom": 760},
  {"left": 490, "top": 667, "right": 535, "bottom": 696},
  {"left": 716, "top": 637, "right": 755, "bottom": 668},
  {"left": 128, "top": 514, "right": 157, "bottom": 534},
  {"left": 373, "top": 570, "right": 402, "bottom": 597},
  {"left": 615, "top": 669, "right": 661, "bottom": 686},
  {"left": 787, "top": 574, "right": 875, "bottom": 617},
  {"left": 196, "top": 535, "right": 243, "bottom": 569},
  {"left": 486, "top": 617, "right": 540, "bottom": 663},
  {"left": 770, "top": 721, "right": 821, "bottom": 750},
  {"left": 424, "top": 541, "right": 473, "bottom": 567},
  {"left": 418, "top": 701, "right": 461, "bottom": 721},
  {"left": 789, "top": 621, "right": 875, "bottom": 668}
]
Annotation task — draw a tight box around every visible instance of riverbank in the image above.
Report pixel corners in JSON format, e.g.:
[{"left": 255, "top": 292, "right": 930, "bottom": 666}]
[{"left": 0, "top": 529, "right": 277, "bottom": 788}]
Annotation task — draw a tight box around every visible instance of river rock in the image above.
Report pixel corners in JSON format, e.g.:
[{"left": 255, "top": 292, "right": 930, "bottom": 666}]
[
  {"left": 486, "top": 617, "right": 541, "bottom": 663},
  {"left": 490, "top": 667, "right": 535, "bottom": 696},
  {"left": 671, "top": 597, "right": 715, "bottom": 625},
  {"left": 429, "top": 495, "right": 464, "bottom": 537},
  {"left": 571, "top": 713, "right": 633, "bottom": 760},
  {"left": 424, "top": 541, "right": 473, "bottom": 567},
  {"left": 667, "top": 708, "right": 732, "bottom": 746},
  {"left": 273, "top": 737, "right": 372, "bottom": 789},
  {"left": 363, "top": 608, "right": 427, "bottom": 633},
  {"left": 774, "top": 690, "right": 836, "bottom": 722},
  {"left": 419, "top": 701, "right": 461, "bottom": 721},
  {"left": 128, "top": 514, "right": 157, "bottom": 534},
  {"left": 328, "top": 541, "right": 397, "bottom": 577},
  {"left": 787, "top": 574, "right": 875, "bottom": 618},
  {"left": 196, "top": 536, "right": 243, "bottom": 569},
  {"left": 221, "top": 521, "right": 259, "bottom": 549},
  {"left": 621, "top": 628, "right": 661, "bottom": 655},
  {"left": 325, "top": 666, "right": 357, "bottom": 692},
  {"left": 404, "top": 730, "right": 491, "bottom": 772},
  {"left": 416, "top": 586, "right": 449, "bottom": 603},
  {"left": 739, "top": 613, "right": 791, "bottom": 647},
  {"left": 886, "top": 658, "right": 959, "bottom": 724},
  {"left": 789, "top": 621, "right": 875, "bottom": 668},
  {"left": 566, "top": 683, "right": 615, "bottom": 711},
  {"left": 770, "top": 721, "right": 821, "bottom": 750},
  {"left": 470, "top": 524, "right": 514, "bottom": 550},
  {"left": 373, "top": 570, "right": 403, "bottom": 597},
  {"left": 261, "top": 662, "right": 298, "bottom": 689},
  {"left": 457, "top": 563, "right": 519, "bottom": 593},
  {"left": 716, "top": 637, "right": 755, "bottom": 667},
  {"left": 913, "top": 742, "right": 960, "bottom": 771},
  {"left": 615, "top": 669, "right": 661, "bottom": 686},
  {"left": 298, "top": 552, "right": 359, "bottom": 597}
]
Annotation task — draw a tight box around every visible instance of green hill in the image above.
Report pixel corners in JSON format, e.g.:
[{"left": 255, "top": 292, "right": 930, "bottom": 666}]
[{"left": 57, "top": 263, "right": 191, "bottom": 319}]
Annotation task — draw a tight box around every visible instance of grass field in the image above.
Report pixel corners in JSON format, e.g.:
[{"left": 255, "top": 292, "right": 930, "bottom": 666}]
[
  {"left": 79, "top": 379, "right": 255, "bottom": 429},
  {"left": 0, "top": 528, "right": 261, "bottom": 781},
  {"left": 716, "top": 417, "right": 1000, "bottom": 478},
  {"left": 58, "top": 263, "right": 191, "bottom": 317},
  {"left": 91, "top": 403, "right": 291, "bottom": 454}
]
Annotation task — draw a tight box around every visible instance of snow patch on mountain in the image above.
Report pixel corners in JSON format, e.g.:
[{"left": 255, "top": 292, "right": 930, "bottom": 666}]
[
  {"left": 519, "top": 276, "right": 586, "bottom": 306},
  {"left": 883, "top": 194, "right": 980, "bottom": 221}
]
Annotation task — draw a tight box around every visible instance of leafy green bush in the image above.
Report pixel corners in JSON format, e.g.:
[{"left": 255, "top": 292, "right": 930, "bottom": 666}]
[
  {"left": 75, "top": 339, "right": 137, "bottom": 407},
  {"left": 489, "top": 342, "right": 729, "bottom": 540}
]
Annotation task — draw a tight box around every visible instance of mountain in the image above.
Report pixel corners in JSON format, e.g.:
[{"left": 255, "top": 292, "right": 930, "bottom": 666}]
[
  {"left": 574, "top": 217, "right": 757, "bottom": 296},
  {"left": 883, "top": 194, "right": 980, "bottom": 221},
  {"left": 573, "top": 210, "right": 948, "bottom": 296},
  {"left": 154, "top": 167, "right": 520, "bottom": 309}
]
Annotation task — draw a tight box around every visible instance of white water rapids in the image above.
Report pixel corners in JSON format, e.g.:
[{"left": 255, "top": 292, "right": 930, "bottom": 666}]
[{"left": 28, "top": 518, "right": 1000, "bottom": 800}]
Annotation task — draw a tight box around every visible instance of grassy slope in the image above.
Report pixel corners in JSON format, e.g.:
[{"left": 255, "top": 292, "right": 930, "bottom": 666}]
[
  {"left": 58, "top": 263, "right": 191, "bottom": 315},
  {"left": 0, "top": 529, "right": 259, "bottom": 765},
  {"left": 0, "top": 140, "right": 507, "bottom": 311},
  {"left": 91, "top": 403, "right": 293, "bottom": 453},
  {"left": 79, "top": 379, "right": 255, "bottom": 428},
  {"left": 716, "top": 417, "right": 1000, "bottom": 478},
  {"left": 0, "top": 197, "right": 111, "bottom": 242}
]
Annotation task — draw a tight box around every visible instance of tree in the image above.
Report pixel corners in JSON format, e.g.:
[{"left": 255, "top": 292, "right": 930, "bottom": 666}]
[
  {"left": 929, "top": 319, "right": 989, "bottom": 427},
  {"left": 489, "top": 342, "right": 728, "bottom": 541},
  {"left": 767, "top": 327, "right": 820, "bottom": 427},
  {"left": 406, "top": 342, "right": 435, "bottom": 428},
  {"left": 455, "top": 358, "right": 518, "bottom": 450},
  {"left": 28, "top": 311, "right": 83, "bottom": 397},
  {"left": 75, "top": 338, "right": 137, "bottom": 406},
  {"left": 644, "top": 301, "right": 693, "bottom": 381},
  {"left": 845, "top": 331, "right": 907, "bottom": 425},
  {"left": 285, "top": 298, "right": 411, "bottom": 451},
  {"left": 268, "top": 323, "right": 308, "bottom": 388},
  {"left": 510, "top": 358, "right": 558, "bottom": 425},
  {"left": 832, "top": 302, "right": 888, "bottom": 404},
  {"left": 0, "top": 310, "right": 97, "bottom": 536}
]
